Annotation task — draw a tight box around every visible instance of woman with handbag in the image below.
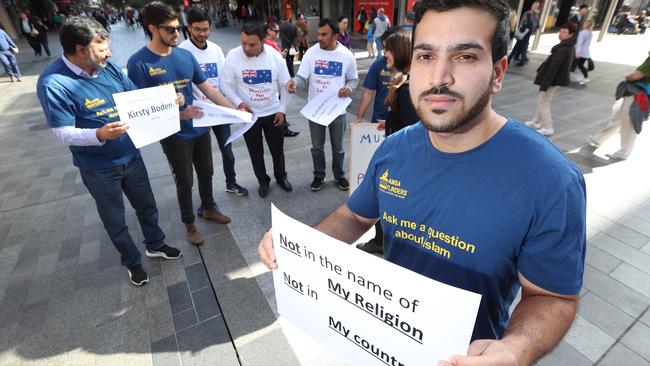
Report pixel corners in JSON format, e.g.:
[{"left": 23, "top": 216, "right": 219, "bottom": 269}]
[
  {"left": 19, "top": 12, "right": 41, "bottom": 56},
  {"left": 33, "top": 17, "right": 51, "bottom": 58}
]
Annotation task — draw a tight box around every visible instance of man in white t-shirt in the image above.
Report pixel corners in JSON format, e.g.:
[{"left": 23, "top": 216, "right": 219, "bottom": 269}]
[
  {"left": 220, "top": 23, "right": 293, "bottom": 198},
  {"left": 179, "top": 8, "right": 249, "bottom": 197},
  {"left": 288, "top": 18, "right": 359, "bottom": 192}
]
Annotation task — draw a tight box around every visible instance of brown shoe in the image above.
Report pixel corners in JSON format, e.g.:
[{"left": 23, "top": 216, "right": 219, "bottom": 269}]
[
  {"left": 185, "top": 224, "right": 204, "bottom": 246},
  {"left": 198, "top": 208, "right": 231, "bottom": 224}
]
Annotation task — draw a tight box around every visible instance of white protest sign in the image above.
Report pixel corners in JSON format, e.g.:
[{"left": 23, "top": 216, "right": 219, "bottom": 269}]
[
  {"left": 271, "top": 205, "right": 481, "bottom": 366},
  {"left": 349, "top": 122, "right": 385, "bottom": 195},
  {"left": 192, "top": 100, "right": 254, "bottom": 127},
  {"left": 113, "top": 84, "right": 179, "bottom": 149},
  {"left": 300, "top": 88, "right": 352, "bottom": 126},
  {"left": 225, "top": 116, "right": 257, "bottom": 145}
]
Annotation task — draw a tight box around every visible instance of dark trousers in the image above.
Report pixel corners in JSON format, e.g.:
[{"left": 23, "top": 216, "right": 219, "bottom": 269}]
[
  {"left": 508, "top": 37, "right": 530, "bottom": 64},
  {"left": 210, "top": 124, "right": 236, "bottom": 185},
  {"left": 285, "top": 54, "right": 295, "bottom": 77},
  {"left": 37, "top": 38, "right": 50, "bottom": 56},
  {"left": 23, "top": 34, "right": 41, "bottom": 55},
  {"left": 160, "top": 132, "right": 215, "bottom": 224},
  {"left": 571, "top": 57, "right": 589, "bottom": 78},
  {"left": 80, "top": 156, "right": 165, "bottom": 267},
  {"left": 243, "top": 114, "right": 286, "bottom": 184}
]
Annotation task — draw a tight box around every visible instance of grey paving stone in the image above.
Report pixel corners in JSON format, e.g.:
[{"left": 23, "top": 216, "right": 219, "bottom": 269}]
[
  {"left": 578, "top": 292, "right": 636, "bottom": 339},
  {"left": 586, "top": 244, "right": 622, "bottom": 274},
  {"left": 537, "top": 340, "right": 592, "bottom": 366},
  {"left": 150, "top": 335, "right": 180, "bottom": 366},
  {"left": 176, "top": 316, "right": 236, "bottom": 365},
  {"left": 641, "top": 308, "right": 650, "bottom": 327},
  {"left": 610, "top": 263, "right": 650, "bottom": 298},
  {"left": 621, "top": 320, "right": 650, "bottom": 361},
  {"left": 166, "top": 281, "right": 193, "bottom": 315},
  {"left": 590, "top": 233, "right": 650, "bottom": 276},
  {"left": 584, "top": 265, "right": 650, "bottom": 318},
  {"left": 147, "top": 301, "right": 175, "bottom": 343},
  {"left": 601, "top": 221, "right": 650, "bottom": 249},
  {"left": 598, "top": 343, "right": 649, "bottom": 366},
  {"left": 144, "top": 274, "right": 168, "bottom": 308},
  {"left": 563, "top": 315, "right": 616, "bottom": 362},
  {"left": 172, "top": 308, "right": 198, "bottom": 333},
  {"left": 192, "top": 286, "right": 220, "bottom": 322},
  {"left": 184, "top": 262, "right": 210, "bottom": 292},
  {"left": 160, "top": 257, "right": 187, "bottom": 286}
]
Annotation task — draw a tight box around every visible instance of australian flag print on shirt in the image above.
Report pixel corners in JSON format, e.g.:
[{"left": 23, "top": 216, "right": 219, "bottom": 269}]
[
  {"left": 242, "top": 69, "right": 272, "bottom": 84},
  {"left": 201, "top": 63, "right": 219, "bottom": 78},
  {"left": 314, "top": 60, "right": 343, "bottom": 76}
]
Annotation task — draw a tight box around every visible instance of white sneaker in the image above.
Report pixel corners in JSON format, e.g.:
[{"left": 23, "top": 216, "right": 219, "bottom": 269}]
[
  {"left": 524, "top": 120, "right": 542, "bottom": 129},
  {"left": 606, "top": 151, "right": 628, "bottom": 160},
  {"left": 587, "top": 135, "right": 600, "bottom": 148},
  {"left": 579, "top": 78, "right": 591, "bottom": 85},
  {"left": 537, "top": 127, "right": 555, "bottom": 136}
]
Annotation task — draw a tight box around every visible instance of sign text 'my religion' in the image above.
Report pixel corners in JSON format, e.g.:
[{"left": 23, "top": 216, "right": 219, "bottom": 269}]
[{"left": 127, "top": 102, "right": 175, "bottom": 119}]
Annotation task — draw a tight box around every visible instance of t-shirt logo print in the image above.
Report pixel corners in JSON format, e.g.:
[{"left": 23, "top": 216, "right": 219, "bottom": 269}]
[
  {"left": 242, "top": 69, "right": 272, "bottom": 85},
  {"left": 201, "top": 63, "right": 219, "bottom": 78},
  {"left": 314, "top": 60, "right": 343, "bottom": 76},
  {"left": 378, "top": 169, "right": 408, "bottom": 199},
  {"left": 84, "top": 98, "right": 106, "bottom": 110}
]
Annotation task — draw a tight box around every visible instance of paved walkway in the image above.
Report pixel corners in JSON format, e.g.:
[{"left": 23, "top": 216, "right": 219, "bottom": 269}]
[{"left": 0, "top": 21, "right": 649, "bottom": 365}]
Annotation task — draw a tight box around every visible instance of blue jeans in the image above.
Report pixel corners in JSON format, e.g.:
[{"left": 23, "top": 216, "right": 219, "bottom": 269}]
[
  {"left": 374, "top": 38, "right": 383, "bottom": 57},
  {"left": 80, "top": 156, "right": 165, "bottom": 267},
  {"left": 309, "top": 114, "right": 346, "bottom": 180},
  {"left": 0, "top": 51, "right": 21, "bottom": 78},
  {"left": 210, "top": 124, "right": 236, "bottom": 185},
  {"left": 508, "top": 38, "right": 529, "bottom": 64}
]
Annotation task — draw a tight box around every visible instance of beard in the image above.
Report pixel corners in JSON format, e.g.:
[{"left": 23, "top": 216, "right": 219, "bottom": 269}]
[
  {"left": 418, "top": 74, "right": 493, "bottom": 133},
  {"left": 88, "top": 51, "right": 107, "bottom": 70}
]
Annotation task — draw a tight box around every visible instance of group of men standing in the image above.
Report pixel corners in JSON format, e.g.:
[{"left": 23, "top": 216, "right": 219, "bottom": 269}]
[{"left": 36, "top": 2, "right": 357, "bottom": 285}]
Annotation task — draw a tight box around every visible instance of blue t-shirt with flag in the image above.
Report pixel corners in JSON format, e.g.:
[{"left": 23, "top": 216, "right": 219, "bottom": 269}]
[
  {"left": 127, "top": 46, "right": 208, "bottom": 140},
  {"left": 363, "top": 56, "right": 392, "bottom": 122},
  {"left": 347, "top": 120, "right": 586, "bottom": 341},
  {"left": 37, "top": 59, "right": 140, "bottom": 170}
]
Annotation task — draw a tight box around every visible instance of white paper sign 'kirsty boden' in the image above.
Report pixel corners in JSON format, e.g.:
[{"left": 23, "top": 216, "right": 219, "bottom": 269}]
[
  {"left": 270, "top": 205, "right": 482, "bottom": 366},
  {"left": 300, "top": 87, "right": 352, "bottom": 126},
  {"left": 113, "top": 84, "right": 179, "bottom": 149},
  {"left": 192, "top": 100, "right": 254, "bottom": 127}
]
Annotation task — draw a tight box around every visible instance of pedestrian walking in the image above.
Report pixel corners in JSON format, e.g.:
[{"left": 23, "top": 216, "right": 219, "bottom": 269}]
[
  {"left": 571, "top": 20, "right": 593, "bottom": 85},
  {"left": 279, "top": 15, "right": 298, "bottom": 76},
  {"left": 366, "top": 22, "right": 376, "bottom": 58},
  {"left": 178, "top": 8, "right": 249, "bottom": 197},
  {"left": 356, "top": 7, "right": 367, "bottom": 33},
  {"left": 0, "top": 27, "right": 22, "bottom": 82},
  {"left": 337, "top": 16, "right": 351, "bottom": 49},
  {"left": 128, "top": 2, "right": 236, "bottom": 246},
  {"left": 33, "top": 17, "right": 51, "bottom": 57},
  {"left": 288, "top": 18, "right": 359, "bottom": 192},
  {"left": 372, "top": 8, "right": 391, "bottom": 56},
  {"left": 19, "top": 12, "right": 41, "bottom": 56},
  {"left": 179, "top": 5, "right": 190, "bottom": 40},
  {"left": 36, "top": 16, "right": 183, "bottom": 286},
  {"left": 508, "top": 0, "right": 540, "bottom": 66},
  {"left": 588, "top": 55, "right": 650, "bottom": 160},
  {"left": 295, "top": 13, "right": 309, "bottom": 61},
  {"left": 526, "top": 23, "right": 577, "bottom": 136},
  {"left": 219, "top": 23, "right": 294, "bottom": 198}
]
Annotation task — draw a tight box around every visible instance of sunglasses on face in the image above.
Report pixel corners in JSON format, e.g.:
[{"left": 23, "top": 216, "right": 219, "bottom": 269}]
[{"left": 157, "top": 25, "right": 183, "bottom": 34}]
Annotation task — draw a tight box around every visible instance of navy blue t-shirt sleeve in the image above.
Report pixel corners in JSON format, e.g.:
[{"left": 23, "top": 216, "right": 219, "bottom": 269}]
[
  {"left": 347, "top": 140, "right": 389, "bottom": 219},
  {"left": 38, "top": 80, "right": 76, "bottom": 128},
  {"left": 518, "top": 175, "right": 586, "bottom": 295},
  {"left": 363, "top": 59, "right": 380, "bottom": 90},
  {"left": 127, "top": 57, "right": 147, "bottom": 88}
]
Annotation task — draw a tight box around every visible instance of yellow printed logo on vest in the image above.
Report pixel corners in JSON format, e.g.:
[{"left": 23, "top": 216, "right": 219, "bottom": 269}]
[
  {"left": 148, "top": 66, "right": 167, "bottom": 76},
  {"left": 378, "top": 169, "right": 408, "bottom": 199},
  {"left": 84, "top": 98, "right": 106, "bottom": 109}
]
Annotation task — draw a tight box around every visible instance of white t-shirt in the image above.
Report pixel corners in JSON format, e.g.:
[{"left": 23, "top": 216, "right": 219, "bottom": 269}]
[
  {"left": 219, "top": 45, "right": 291, "bottom": 117},
  {"left": 178, "top": 39, "right": 226, "bottom": 104},
  {"left": 296, "top": 43, "right": 358, "bottom": 101}
]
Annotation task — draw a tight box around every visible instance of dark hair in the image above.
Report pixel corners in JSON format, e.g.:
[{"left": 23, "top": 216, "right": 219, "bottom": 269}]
[
  {"left": 264, "top": 21, "right": 278, "bottom": 33},
  {"left": 579, "top": 4, "right": 589, "bottom": 10},
  {"left": 241, "top": 22, "right": 265, "bottom": 40},
  {"left": 412, "top": 0, "right": 510, "bottom": 63},
  {"left": 60, "top": 16, "right": 109, "bottom": 55},
  {"left": 337, "top": 15, "right": 348, "bottom": 23},
  {"left": 560, "top": 22, "right": 578, "bottom": 34},
  {"left": 318, "top": 18, "right": 340, "bottom": 35},
  {"left": 144, "top": 1, "right": 177, "bottom": 26},
  {"left": 385, "top": 29, "right": 413, "bottom": 110},
  {"left": 187, "top": 7, "right": 210, "bottom": 25}
]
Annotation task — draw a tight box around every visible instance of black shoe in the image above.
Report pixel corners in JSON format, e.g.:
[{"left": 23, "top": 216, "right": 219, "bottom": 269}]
[
  {"left": 277, "top": 178, "right": 293, "bottom": 192},
  {"left": 310, "top": 177, "right": 324, "bottom": 191},
  {"left": 284, "top": 129, "right": 299, "bottom": 137},
  {"left": 336, "top": 177, "right": 349, "bottom": 191},
  {"left": 515, "top": 62, "right": 525, "bottom": 67},
  {"left": 146, "top": 244, "right": 182, "bottom": 260},
  {"left": 356, "top": 239, "right": 384, "bottom": 254},
  {"left": 126, "top": 265, "right": 149, "bottom": 286},
  {"left": 259, "top": 183, "right": 270, "bottom": 197}
]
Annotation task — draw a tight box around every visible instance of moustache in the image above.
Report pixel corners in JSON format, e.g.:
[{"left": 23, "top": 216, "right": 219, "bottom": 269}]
[{"left": 419, "top": 86, "right": 463, "bottom": 100}]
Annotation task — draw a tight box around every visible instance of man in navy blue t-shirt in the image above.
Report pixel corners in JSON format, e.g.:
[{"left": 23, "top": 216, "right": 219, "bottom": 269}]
[
  {"left": 37, "top": 16, "right": 183, "bottom": 287},
  {"left": 260, "top": 0, "right": 586, "bottom": 364},
  {"left": 128, "top": 2, "right": 237, "bottom": 246}
]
